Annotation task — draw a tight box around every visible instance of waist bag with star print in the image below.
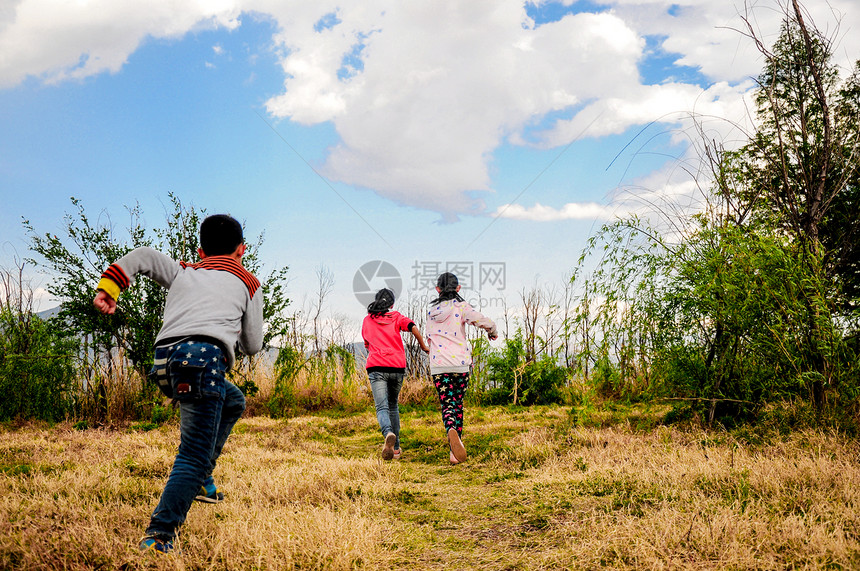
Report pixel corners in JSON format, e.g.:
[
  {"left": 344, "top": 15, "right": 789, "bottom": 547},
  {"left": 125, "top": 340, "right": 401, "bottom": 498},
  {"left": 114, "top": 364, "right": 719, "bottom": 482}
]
[{"left": 149, "top": 340, "right": 227, "bottom": 402}]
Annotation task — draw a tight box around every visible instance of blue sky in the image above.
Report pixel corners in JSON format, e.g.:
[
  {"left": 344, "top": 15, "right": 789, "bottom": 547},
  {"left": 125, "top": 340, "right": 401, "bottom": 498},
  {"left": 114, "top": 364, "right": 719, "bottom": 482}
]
[{"left": 1, "top": 0, "right": 858, "bottom": 340}]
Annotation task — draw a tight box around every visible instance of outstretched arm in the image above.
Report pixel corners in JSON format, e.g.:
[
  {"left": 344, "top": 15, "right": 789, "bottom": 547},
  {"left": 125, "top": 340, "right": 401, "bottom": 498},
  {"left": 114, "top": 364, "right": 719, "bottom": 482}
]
[
  {"left": 92, "top": 247, "right": 182, "bottom": 315},
  {"left": 464, "top": 305, "right": 498, "bottom": 340},
  {"left": 410, "top": 324, "right": 430, "bottom": 353}
]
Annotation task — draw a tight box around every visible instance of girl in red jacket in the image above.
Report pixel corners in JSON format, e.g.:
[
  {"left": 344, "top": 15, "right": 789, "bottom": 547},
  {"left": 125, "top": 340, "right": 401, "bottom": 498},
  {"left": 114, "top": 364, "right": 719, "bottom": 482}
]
[{"left": 362, "top": 288, "right": 429, "bottom": 460}]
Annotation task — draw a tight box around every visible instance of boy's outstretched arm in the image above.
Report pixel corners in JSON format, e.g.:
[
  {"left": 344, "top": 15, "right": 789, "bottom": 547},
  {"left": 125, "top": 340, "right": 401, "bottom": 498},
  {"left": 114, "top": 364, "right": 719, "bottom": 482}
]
[
  {"left": 92, "top": 247, "right": 180, "bottom": 316},
  {"left": 410, "top": 324, "right": 430, "bottom": 353}
]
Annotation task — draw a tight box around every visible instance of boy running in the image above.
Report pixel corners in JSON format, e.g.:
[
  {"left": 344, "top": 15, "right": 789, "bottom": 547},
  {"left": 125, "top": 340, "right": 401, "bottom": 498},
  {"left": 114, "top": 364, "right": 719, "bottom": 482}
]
[{"left": 93, "top": 214, "right": 263, "bottom": 554}]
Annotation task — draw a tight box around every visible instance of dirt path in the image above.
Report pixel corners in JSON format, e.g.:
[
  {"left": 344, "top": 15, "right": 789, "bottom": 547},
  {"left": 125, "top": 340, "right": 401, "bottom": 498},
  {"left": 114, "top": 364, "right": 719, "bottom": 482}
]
[{"left": 330, "top": 408, "right": 570, "bottom": 569}]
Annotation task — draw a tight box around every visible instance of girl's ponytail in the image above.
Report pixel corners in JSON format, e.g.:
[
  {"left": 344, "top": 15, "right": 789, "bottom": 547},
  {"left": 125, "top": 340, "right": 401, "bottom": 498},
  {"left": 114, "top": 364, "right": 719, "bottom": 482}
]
[
  {"left": 368, "top": 288, "right": 395, "bottom": 315},
  {"left": 430, "top": 272, "right": 464, "bottom": 305}
]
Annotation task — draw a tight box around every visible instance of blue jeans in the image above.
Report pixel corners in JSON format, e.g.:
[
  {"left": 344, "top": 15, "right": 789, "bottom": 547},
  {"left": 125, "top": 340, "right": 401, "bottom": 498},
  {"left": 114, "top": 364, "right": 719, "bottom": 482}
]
[
  {"left": 145, "top": 341, "right": 245, "bottom": 541},
  {"left": 368, "top": 371, "right": 404, "bottom": 449}
]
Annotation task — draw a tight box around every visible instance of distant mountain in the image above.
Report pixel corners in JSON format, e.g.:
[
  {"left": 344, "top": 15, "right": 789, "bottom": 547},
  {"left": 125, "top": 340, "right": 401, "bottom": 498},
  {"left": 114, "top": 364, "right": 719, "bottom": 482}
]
[
  {"left": 346, "top": 341, "right": 368, "bottom": 362},
  {"left": 36, "top": 306, "right": 61, "bottom": 320}
]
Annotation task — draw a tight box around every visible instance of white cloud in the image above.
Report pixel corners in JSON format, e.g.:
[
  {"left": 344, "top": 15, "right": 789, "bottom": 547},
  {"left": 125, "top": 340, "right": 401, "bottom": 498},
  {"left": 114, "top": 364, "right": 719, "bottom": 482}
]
[
  {"left": 1, "top": 0, "right": 858, "bottom": 218},
  {"left": 530, "top": 80, "right": 758, "bottom": 149},
  {"left": 493, "top": 160, "right": 706, "bottom": 224},
  {"left": 0, "top": 0, "right": 240, "bottom": 87},
  {"left": 493, "top": 201, "right": 632, "bottom": 221},
  {"left": 605, "top": 0, "right": 860, "bottom": 82},
  {"left": 258, "top": 0, "right": 859, "bottom": 217},
  {"left": 262, "top": 1, "right": 646, "bottom": 215}
]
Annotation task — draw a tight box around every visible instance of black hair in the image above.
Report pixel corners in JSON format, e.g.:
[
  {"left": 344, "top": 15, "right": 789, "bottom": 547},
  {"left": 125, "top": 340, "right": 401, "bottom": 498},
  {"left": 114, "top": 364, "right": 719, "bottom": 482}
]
[
  {"left": 199, "top": 214, "right": 243, "bottom": 256},
  {"left": 367, "top": 288, "right": 395, "bottom": 316},
  {"left": 430, "top": 272, "right": 464, "bottom": 305}
]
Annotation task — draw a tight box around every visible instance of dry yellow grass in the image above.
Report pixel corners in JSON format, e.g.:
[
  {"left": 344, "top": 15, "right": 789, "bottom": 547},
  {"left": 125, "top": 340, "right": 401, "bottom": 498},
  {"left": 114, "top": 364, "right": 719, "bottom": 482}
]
[
  {"left": 2, "top": 406, "right": 859, "bottom": 569},
  {"left": 242, "top": 353, "right": 435, "bottom": 417}
]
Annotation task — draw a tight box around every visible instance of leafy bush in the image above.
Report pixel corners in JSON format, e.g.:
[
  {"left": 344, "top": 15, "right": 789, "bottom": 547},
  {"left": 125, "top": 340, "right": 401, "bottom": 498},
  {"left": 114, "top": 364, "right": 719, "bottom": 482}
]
[
  {"left": 267, "top": 345, "right": 306, "bottom": 417},
  {"left": 0, "top": 309, "right": 78, "bottom": 422},
  {"left": 481, "top": 334, "right": 567, "bottom": 406}
]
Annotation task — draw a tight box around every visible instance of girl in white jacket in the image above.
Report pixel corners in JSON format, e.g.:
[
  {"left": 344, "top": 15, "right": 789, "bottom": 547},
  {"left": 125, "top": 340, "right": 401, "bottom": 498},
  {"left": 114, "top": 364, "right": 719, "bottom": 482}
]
[{"left": 427, "top": 272, "right": 497, "bottom": 464}]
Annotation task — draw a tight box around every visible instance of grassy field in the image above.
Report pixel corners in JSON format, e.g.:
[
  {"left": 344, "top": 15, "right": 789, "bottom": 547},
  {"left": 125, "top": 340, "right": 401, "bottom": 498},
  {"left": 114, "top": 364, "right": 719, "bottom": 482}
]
[{"left": 2, "top": 404, "right": 860, "bottom": 570}]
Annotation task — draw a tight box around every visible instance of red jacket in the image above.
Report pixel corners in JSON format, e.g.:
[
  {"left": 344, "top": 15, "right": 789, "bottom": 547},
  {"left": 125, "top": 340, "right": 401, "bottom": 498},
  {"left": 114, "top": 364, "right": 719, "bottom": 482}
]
[{"left": 361, "top": 311, "right": 415, "bottom": 372}]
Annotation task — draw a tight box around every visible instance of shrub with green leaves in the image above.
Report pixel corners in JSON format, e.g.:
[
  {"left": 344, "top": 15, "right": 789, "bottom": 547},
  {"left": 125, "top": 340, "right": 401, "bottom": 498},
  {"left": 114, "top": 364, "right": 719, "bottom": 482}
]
[
  {"left": 480, "top": 333, "right": 567, "bottom": 406},
  {"left": 0, "top": 308, "right": 78, "bottom": 422}
]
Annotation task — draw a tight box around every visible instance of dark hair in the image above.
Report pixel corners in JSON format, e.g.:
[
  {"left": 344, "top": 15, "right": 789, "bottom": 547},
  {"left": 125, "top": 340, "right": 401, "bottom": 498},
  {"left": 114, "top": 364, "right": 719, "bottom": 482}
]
[
  {"left": 368, "top": 288, "right": 395, "bottom": 316},
  {"left": 430, "top": 272, "right": 464, "bottom": 305},
  {"left": 199, "top": 214, "right": 243, "bottom": 256}
]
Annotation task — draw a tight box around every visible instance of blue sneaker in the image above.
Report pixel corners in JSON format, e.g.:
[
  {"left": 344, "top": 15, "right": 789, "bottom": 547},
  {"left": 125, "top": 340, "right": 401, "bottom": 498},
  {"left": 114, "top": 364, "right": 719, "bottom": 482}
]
[
  {"left": 194, "top": 484, "right": 224, "bottom": 503},
  {"left": 139, "top": 536, "right": 174, "bottom": 554}
]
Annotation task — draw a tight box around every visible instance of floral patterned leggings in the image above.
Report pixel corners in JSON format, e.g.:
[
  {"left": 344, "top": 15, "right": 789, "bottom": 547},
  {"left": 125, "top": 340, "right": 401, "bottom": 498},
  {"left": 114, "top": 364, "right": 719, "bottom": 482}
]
[{"left": 432, "top": 372, "right": 469, "bottom": 436}]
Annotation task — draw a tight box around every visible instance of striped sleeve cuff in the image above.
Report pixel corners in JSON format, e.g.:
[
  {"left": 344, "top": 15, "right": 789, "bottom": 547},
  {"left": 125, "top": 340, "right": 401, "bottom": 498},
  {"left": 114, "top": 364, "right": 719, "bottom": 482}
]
[
  {"left": 96, "top": 277, "right": 121, "bottom": 301},
  {"left": 101, "top": 263, "right": 130, "bottom": 289}
]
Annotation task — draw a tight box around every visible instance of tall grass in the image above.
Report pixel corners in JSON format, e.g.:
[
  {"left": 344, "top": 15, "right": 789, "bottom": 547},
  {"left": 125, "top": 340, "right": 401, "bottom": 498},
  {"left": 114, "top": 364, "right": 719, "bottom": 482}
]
[
  {"left": 77, "top": 352, "right": 153, "bottom": 426},
  {"left": 259, "top": 348, "right": 437, "bottom": 418},
  {"left": 58, "top": 346, "right": 439, "bottom": 426}
]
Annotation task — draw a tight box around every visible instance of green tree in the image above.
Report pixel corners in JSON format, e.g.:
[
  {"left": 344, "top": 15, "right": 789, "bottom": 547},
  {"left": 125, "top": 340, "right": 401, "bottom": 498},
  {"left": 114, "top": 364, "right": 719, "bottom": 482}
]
[
  {"left": 25, "top": 197, "right": 186, "bottom": 378},
  {"left": 573, "top": 211, "right": 857, "bottom": 425},
  {"left": 724, "top": 0, "right": 860, "bottom": 408},
  {"left": 570, "top": 1, "right": 860, "bottom": 423},
  {"left": 563, "top": 1, "right": 860, "bottom": 424}
]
